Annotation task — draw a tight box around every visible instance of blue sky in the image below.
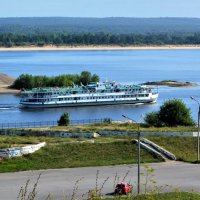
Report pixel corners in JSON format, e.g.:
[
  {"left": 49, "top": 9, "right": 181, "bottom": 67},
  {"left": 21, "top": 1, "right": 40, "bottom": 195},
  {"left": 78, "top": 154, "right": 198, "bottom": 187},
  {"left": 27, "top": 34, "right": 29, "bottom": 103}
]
[{"left": 1, "top": 0, "right": 200, "bottom": 18}]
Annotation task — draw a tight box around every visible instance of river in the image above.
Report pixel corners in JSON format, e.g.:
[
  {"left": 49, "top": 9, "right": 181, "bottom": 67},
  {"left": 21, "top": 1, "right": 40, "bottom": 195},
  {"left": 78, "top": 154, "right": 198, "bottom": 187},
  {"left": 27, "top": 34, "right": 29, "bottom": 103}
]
[{"left": 0, "top": 49, "right": 199, "bottom": 123}]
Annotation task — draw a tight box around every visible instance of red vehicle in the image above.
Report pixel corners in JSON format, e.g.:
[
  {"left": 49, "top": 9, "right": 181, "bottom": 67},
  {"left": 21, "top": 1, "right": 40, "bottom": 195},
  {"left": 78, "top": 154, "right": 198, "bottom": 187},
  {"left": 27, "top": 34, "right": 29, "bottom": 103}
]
[{"left": 114, "top": 181, "right": 133, "bottom": 195}]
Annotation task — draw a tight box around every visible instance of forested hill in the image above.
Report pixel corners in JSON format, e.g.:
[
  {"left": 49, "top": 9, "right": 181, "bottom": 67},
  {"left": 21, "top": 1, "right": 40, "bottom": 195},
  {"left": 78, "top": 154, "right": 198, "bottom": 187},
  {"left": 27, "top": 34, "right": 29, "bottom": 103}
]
[
  {"left": 1, "top": 17, "right": 200, "bottom": 47},
  {"left": 1, "top": 17, "right": 200, "bottom": 34}
]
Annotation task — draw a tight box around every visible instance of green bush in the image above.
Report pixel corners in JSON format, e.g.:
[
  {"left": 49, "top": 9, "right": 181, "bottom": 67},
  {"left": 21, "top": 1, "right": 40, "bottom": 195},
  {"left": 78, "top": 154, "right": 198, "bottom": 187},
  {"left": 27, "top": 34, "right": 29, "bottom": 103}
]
[
  {"left": 144, "top": 112, "right": 162, "bottom": 127},
  {"left": 57, "top": 112, "right": 70, "bottom": 126},
  {"left": 159, "top": 99, "right": 195, "bottom": 126},
  {"left": 144, "top": 99, "right": 195, "bottom": 127}
]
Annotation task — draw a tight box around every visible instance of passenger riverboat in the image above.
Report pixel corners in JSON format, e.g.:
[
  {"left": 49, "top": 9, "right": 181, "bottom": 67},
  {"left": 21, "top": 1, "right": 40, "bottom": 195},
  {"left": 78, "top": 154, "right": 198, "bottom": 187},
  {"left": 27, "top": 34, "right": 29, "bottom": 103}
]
[{"left": 20, "top": 81, "right": 159, "bottom": 108}]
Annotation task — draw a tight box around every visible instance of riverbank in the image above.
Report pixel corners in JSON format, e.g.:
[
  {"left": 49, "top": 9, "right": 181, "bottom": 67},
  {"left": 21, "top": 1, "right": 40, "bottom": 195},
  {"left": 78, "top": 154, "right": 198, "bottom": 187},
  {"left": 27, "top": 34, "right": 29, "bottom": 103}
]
[
  {"left": 0, "top": 74, "right": 20, "bottom": 94},
  {"left": 0, "top": 86, "right": 20, "bottom": 94},
  {"left": 1, "top": 45, "right": 200, "bottom": 51}
]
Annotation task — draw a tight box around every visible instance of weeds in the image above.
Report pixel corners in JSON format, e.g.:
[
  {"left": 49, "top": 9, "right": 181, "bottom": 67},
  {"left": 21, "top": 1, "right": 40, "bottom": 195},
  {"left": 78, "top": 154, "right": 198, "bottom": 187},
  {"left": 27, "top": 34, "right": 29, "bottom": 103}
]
[
  {"left": 141, "top": 165, "right": 156, "bottom": 194},
  {"left": 71, "top": 177, "right": 84, "bottom": 200},
  {"left": 17, "top": 173, "right": 41, "bottom": 200},
  {"left": 87, "top": 170, "right": 109, "bottom": 200}
]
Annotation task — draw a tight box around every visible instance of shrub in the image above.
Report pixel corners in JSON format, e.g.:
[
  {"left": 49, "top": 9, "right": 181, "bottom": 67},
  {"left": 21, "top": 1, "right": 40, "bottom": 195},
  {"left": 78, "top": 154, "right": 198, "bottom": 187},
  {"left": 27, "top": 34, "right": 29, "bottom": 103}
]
[
  {"left": 159, "top": 99, "right": 195, "bottom": 126},
  {"left": 144, "top": 99, "right": 195, "bottom": 127},
  {"left": 144, "top": 111, "right": 162, "bottom": 127},
  {"left": 57, "top": 112, "right": 70, "bottom": 126}
]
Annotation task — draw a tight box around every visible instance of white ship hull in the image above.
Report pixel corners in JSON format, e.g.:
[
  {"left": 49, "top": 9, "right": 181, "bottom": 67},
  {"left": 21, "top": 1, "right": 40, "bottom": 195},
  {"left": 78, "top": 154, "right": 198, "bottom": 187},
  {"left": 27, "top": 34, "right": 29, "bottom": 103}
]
[{"left": 20, "top": 94, "right": 158, "bottom": 108}]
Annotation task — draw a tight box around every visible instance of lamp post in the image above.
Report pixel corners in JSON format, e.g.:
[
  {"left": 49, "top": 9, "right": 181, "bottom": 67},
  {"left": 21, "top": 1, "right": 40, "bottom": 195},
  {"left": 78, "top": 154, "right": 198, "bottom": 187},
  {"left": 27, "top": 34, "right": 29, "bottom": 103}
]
[
  {"left": 190, "top": 96, "right": 200, "bottom": 161},
  {"left": 122, "top": 114, "right": 140, "bottom": 195}
]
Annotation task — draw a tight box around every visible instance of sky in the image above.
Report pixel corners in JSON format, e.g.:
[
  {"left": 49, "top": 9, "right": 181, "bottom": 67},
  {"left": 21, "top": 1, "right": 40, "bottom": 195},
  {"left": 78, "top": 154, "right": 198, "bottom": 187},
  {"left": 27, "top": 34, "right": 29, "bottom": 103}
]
[{"left": 0, "top": 0, "right": 200, "bottom": 18}]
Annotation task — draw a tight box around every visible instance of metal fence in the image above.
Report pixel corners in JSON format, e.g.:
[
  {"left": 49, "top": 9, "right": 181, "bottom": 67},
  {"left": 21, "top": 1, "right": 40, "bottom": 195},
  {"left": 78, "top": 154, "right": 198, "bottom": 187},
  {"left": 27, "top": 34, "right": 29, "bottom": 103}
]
[{"left": 0, "top": 118, "right": 107, "bottom": 129}]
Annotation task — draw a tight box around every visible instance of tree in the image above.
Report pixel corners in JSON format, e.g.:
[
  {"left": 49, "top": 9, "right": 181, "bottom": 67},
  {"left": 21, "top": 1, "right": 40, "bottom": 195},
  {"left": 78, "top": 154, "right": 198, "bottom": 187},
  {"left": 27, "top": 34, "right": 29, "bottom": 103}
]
[
  {"left": 80, "top": 71, "right": 92, "bottom": 85},
  {"left": 57, "top": 112, "right": 70, "bottom": 126},
  {"left": 11, "top": 72, "right": 100, "bottom": 89},
  {"left": 159, "top": 99, "right": 195, "bottom": 126},
  {"left": 11, "top": 74, "right": 33, "bottom": 89},
  {"left": 91, "top": 74, "right": 100, "bottom": 82},
  {"left": 144, "top": 99, "right": 195, "bottom": 127}
]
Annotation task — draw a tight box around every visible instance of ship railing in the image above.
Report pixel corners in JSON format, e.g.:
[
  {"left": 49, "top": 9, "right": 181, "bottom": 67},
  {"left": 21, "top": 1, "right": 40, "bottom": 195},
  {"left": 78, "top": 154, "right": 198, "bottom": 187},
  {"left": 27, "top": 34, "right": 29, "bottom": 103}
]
[{"left": 0, "top": 118, "right": 108, "bottom": 129}]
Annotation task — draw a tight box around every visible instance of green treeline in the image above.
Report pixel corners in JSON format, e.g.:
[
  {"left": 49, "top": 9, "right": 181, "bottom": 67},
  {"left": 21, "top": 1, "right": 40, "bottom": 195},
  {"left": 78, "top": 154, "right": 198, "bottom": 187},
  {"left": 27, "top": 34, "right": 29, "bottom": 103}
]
[
  {"left": 11, "top": 71, "right": 99, "bottom": 90},
  {"left": 2, "top": 32, "right": 200, "bottom": 47}
]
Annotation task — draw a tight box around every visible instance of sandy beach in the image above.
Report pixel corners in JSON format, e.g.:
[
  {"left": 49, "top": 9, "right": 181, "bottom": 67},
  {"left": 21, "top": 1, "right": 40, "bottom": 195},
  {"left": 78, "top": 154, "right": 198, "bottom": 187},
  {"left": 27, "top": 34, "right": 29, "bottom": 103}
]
[
  {"left": 0, "top": 85, "right": 20, "bottom": 94},
  {"left": 0, "top": 74, "right": 20, "bottom": 94},
  {"left": 1, "top": 45, "right": 200, "bottom": 51}
]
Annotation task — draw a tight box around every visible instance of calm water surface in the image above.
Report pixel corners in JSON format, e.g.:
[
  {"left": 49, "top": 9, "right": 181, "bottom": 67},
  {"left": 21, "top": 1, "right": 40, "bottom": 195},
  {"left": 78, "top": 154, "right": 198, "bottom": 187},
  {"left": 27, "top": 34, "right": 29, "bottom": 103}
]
[{"left": 0, "top": 50, "right": 200, "bottom": 123}]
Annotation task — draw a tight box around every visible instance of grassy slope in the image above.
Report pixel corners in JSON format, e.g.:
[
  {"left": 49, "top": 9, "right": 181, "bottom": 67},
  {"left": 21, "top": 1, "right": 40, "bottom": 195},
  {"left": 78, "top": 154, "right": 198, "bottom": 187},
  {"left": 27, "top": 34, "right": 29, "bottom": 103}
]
[
  {"left": 0, "top": 141, "right": 162, "bottom": 172},
  {"left": 0, "top": 133, "right": 199, "bottom": 172},
  {"left": 0, "top": 135, "right": 89, "bottom": 149},
  {"left": 147, "top": 136, "right": 197, "bottom": 162}
]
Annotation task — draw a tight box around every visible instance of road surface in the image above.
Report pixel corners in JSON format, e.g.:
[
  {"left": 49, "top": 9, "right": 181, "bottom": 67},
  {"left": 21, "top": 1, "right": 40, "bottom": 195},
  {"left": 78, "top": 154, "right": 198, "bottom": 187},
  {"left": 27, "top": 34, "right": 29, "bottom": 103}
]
[{"left": 0, "top": 161, "right": 200, "bottom": 199}]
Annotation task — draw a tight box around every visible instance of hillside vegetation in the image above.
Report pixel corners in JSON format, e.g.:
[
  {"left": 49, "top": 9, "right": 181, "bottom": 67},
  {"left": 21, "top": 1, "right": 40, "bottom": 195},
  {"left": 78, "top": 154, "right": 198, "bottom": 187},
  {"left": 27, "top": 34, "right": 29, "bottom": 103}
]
[
  {"left": 1, "top": 17, "right": 200, "bottom": 34},
  {"left": 0, "top": 140, "right": 162, "bottom": 172},
  {"left": 1, "top": 18, "right": 200, "bottom": 47},
  {"left": 0, "top": 133, "right": 198, "bottom": 172}
]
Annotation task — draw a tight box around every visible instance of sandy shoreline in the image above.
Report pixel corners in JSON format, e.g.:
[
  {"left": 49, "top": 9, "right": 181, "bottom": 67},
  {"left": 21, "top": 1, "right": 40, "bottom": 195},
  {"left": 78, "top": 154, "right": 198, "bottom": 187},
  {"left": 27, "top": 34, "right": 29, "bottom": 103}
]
[
  {"left": 0, "top": 86, "right": 20, "bottom": 94},
  {"left": 1, "top": 45, "right": 200, "bottom": 51}
]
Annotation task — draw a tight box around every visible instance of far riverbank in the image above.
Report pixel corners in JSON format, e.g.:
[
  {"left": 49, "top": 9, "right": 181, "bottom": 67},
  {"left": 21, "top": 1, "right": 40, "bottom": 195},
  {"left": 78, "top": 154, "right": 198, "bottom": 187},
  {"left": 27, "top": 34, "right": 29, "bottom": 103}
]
[{"left": 1, "top": 45, "right": 200, "bottom": 51}]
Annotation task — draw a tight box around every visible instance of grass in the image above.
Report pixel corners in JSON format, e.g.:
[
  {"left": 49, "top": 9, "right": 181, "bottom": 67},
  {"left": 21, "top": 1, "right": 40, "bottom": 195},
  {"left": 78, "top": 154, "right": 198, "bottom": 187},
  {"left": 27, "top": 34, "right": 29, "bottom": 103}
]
[
  {"left": 96, "top": 135, "right": 199, "bottom": 162},
  {"left": 0, "top": 134, "right": 199, "bottom": 172},
  {"left": 0, "top": 122, "right": 199, "bottom": 173},
  {"left": 0, "top": 141, "right": 162, "bottom": 173},
  {"left": 147, "top": 136, "right": 197, "bottom": 162},
  {"left": 0, "top": 135, "right": 89, "bottom": 149},
  {"left": 105, "top": 192, "right": 200, "bottom": 200},
  {"left": 16, "top": 123, "right": 197, "bottom": 133}
]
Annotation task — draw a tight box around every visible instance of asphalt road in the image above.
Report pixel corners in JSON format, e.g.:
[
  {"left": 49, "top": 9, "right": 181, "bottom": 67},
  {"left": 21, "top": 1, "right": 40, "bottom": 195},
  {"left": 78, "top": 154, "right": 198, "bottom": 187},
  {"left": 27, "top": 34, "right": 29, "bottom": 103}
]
[{"left": 1, "top": 161, "right": 200, "bottom": 200}]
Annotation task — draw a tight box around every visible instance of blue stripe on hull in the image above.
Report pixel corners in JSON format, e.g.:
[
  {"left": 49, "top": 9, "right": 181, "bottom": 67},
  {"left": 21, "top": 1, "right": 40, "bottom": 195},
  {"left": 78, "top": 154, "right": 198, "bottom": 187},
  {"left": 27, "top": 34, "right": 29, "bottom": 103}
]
[{"left": 20, "top": 99, "right": 157, "bottom": 108}]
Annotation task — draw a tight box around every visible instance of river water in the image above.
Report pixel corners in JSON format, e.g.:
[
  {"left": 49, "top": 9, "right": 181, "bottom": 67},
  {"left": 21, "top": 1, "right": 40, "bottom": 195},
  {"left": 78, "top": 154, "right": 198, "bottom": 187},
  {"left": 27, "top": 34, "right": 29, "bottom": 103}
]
[{"left": 0, "top": 49, "right": 200, "bottom": 123}]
